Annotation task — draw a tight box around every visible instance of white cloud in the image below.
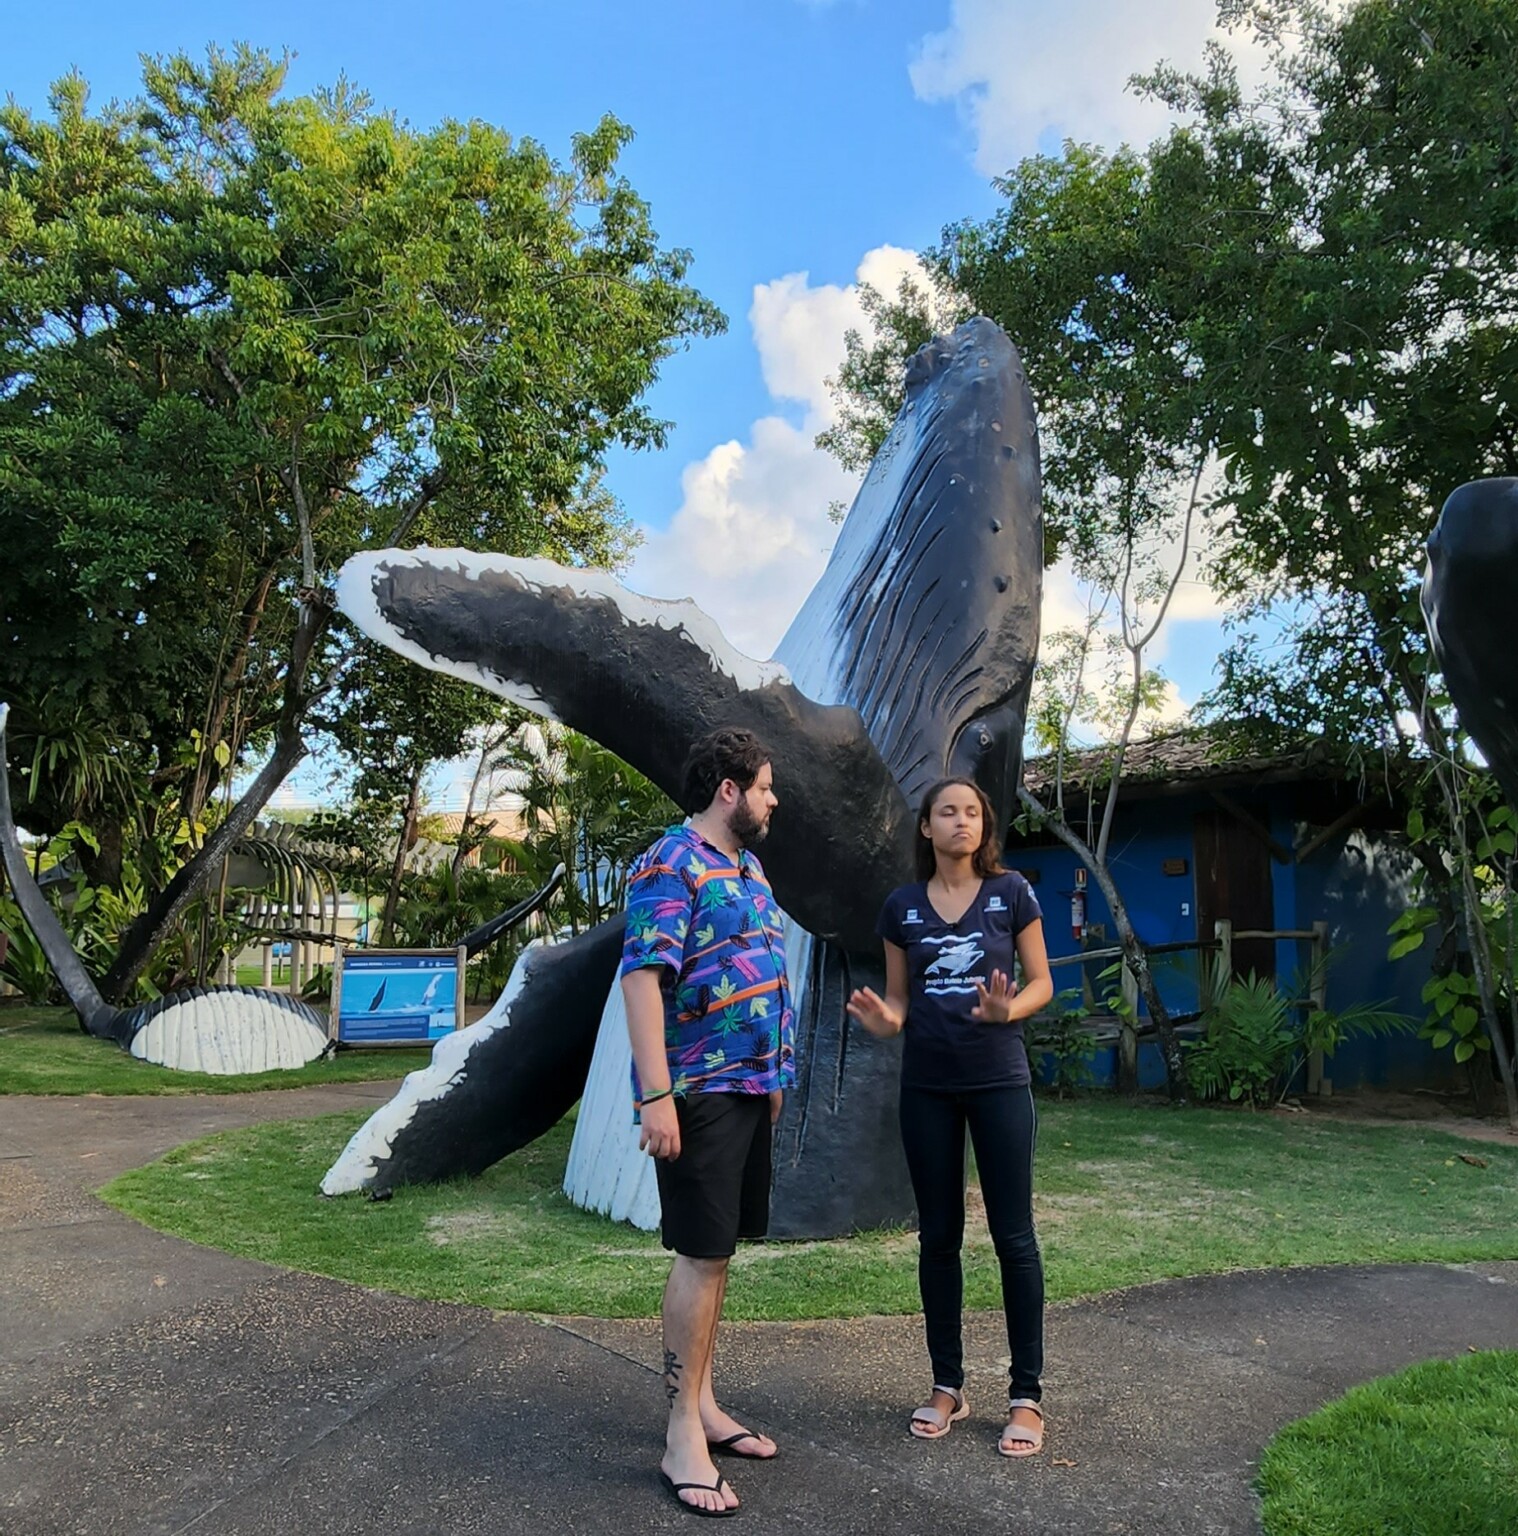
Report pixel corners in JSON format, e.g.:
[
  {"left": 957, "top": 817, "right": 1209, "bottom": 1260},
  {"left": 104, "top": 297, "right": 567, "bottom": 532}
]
[
  {"left": 625, "top": 234, "right": 1232, "bottom": 701},
  {"left": 910, "top": 0, "right": 1281, "bottom": 175},
  {"left": 626, "top": 246, "right": 932, "bottom": 660}
]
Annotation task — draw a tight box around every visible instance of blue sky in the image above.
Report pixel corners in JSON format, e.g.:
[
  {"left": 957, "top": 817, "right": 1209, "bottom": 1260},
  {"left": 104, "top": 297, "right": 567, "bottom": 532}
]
[{"left": 9, "top": 1, "right": 1270, "bottom": 806}]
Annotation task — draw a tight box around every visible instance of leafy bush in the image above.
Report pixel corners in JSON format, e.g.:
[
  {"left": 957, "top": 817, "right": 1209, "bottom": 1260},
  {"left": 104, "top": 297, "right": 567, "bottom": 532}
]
[
  {"left": 1185, "top": 959, "right": 1414, "bottom": 1107},
  {"left": 0, "top": 896, "right": 59, "bottom": 1005},
  {"left": 1032, "top": 986, "right": 1099, "bottom": 1097},
  {"left": 1387, "top": 802, "right": 1516, "bottom": 1076}
]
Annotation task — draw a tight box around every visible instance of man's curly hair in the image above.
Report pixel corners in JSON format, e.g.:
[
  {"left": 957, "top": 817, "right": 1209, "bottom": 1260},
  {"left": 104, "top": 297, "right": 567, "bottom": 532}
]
[{"left": 681, "top": 727, "right": 772, "bottom": 814}]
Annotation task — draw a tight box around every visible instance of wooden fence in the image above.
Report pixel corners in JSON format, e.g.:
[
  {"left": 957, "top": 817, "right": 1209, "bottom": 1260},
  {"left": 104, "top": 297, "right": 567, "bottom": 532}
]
[{"left": 1039, "top": 918, "right": 1335, "bottom": 1094}]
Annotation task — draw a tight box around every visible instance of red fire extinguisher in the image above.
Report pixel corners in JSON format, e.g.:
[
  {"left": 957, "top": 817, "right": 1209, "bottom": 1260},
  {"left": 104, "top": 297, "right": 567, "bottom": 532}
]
[{"left": 1070, "top": 867, "right": 1087, "bottom": 939}]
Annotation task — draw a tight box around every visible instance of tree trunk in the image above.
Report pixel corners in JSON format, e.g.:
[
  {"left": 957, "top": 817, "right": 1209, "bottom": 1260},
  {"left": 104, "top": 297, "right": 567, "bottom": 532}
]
[
  {"left": 99, "top": 596, "right": 332, "bottom": 1002},
  {"left": 379, "top": 770, "right": 422, "bottom": 948},
  {"left": 1456, "top": 859, "right": 1518, "bottom": 1133},
  {"left": 450, "top": 726, "right": 504, "bottom": 881},
  {"left": 100, "top": 717, "right": 308, "bottom": 1002},
  {"left": 1098, "top": 861, "right": 1186, "bottom": 1101},
  {"left": 1019, "top": 788, "right": 1187, "bottom": 1100}
]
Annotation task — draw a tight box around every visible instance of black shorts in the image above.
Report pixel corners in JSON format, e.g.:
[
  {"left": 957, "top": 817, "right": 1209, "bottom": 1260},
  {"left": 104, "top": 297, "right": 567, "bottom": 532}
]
[{"left": 656, "top": 1091, "right": 773, "bottom": 1259}]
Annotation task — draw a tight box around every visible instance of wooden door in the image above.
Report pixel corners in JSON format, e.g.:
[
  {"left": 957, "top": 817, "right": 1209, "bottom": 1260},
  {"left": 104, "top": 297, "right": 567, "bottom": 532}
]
[{"left": 1194, "top": 806, "right": 1275, "bottom": 981}]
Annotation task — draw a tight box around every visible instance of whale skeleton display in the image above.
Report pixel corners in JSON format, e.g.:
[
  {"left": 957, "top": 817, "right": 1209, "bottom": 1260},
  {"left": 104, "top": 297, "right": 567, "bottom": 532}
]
[
  {"left": 0, "top": 700, "right": 328, "bottom": 1073},
  {"left": 0, "top": 699, "right": 565, "bottom": 1075}
]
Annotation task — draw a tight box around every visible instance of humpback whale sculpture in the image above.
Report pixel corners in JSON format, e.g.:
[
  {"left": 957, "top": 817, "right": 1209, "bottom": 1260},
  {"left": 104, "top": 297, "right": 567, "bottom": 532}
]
[
  {"left": 1424, "top": 478, "right": 1518, "bottom": 806},
  {"left": 321, "top": 317, "right": 1044, "bottom": 1237}
]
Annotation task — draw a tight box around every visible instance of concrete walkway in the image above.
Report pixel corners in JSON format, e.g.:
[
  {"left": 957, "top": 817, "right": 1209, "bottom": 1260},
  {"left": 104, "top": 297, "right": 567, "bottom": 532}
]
[{"left": 2, "top": 1089, "right": 1515, "bottom": 1536}]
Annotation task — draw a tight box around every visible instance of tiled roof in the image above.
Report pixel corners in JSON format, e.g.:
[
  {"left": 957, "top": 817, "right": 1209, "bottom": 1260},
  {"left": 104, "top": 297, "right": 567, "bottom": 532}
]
[
  {"left": 1022, "top": 727, "right": 1342, "bottom": 798},
  {"left": 420, "top": 810, "right": 531, "bottom": 842}
]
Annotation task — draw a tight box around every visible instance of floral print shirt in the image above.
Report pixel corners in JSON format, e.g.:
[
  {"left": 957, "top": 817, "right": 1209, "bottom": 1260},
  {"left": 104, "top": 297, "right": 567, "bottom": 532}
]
[{"left": 621, "top": 823, "right": 794, "bottom": 1102}]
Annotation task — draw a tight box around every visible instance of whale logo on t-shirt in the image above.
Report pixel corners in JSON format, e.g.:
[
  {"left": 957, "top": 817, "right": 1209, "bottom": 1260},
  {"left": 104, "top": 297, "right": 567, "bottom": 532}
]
[{"left": 922, "top": 932, "right": 986, "bottom": 994}]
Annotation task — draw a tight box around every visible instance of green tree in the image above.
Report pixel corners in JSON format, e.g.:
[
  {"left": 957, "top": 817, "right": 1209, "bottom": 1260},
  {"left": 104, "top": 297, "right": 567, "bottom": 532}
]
[
  {"left": 822, "top": 0, "right": 1518, "bottom": 1119},
  {"left": 316, "top": 649, "right": 502, "bottom": 947},
  {"left": 1135, "top": 0, "right": 1518, "bottom": 1124},
  {"left": 0, "top": 46, "right": 721, "bottom": 1004},
  {"left": 824, "top": 137, "right": 1216, "bottom": 1098},
  {"left": 494, "top": 722, "right": 676, "bottom": 935}
]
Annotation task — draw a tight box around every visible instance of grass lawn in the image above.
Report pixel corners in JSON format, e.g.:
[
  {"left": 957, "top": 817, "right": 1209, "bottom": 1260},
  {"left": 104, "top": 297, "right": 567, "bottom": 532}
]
[
  {"left": 0, "top": 1006, "right": 430, "bottom": 1095},
  {"left": 1258, "top": 1351, "right": 1518, "bottom": 1535},
  {"left": 99, "top": 1098, "right": 1518, "bottom": 1320}
]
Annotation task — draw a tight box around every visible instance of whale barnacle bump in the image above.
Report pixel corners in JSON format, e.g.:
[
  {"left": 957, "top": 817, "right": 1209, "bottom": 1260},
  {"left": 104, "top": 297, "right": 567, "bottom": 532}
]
[
  {"left": 990, "top": 518, "right": 1003, "bottom": 533},
  {"left": 994, "top": 575, "right": 1010, "bottom": 593}
]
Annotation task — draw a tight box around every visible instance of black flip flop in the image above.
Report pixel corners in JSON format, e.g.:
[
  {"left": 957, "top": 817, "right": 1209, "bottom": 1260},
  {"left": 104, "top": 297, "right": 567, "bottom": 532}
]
[
  {"left": 709, "top": 1430, "right": 778, "bottom": 1460},
  {"left": 659, "top": 1470, "right": 740, "bottom": 1518}
]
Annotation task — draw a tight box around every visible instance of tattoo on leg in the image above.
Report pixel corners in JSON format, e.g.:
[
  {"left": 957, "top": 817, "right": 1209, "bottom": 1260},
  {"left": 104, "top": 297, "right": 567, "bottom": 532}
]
[{"left": 663, "top": 1348, "right": 682, "bottom": 1405}]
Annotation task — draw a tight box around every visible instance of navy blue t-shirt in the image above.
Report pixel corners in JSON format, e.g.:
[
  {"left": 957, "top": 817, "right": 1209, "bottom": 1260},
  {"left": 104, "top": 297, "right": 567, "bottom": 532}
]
[{"left": 875, "top": 871, "right": 1044, "bottom": 1092}]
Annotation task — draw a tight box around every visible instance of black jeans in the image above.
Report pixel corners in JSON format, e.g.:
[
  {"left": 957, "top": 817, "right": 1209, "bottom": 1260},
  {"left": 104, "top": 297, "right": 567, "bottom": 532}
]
[{"left": 899, "top": 1082, "right": 1044, "bottom": 1404}]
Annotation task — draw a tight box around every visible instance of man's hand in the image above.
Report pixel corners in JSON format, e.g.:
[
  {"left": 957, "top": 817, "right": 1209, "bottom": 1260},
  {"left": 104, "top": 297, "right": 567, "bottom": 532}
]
[
  {"left": 638, "top": 1095, "right": 681, "bottom": 1160},
  {"left": 769, "top": 1088, "right": 783, "bottom": 1126}
]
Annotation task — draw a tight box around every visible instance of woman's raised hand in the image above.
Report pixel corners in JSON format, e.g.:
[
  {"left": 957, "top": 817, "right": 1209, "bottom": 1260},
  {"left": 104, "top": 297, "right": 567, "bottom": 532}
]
[
  {"left": 971, "top": 968, "right": 1018, "bottom": 1023},
  {"left": 846, "top": 986, "right": 904, "bottom": 1038}
]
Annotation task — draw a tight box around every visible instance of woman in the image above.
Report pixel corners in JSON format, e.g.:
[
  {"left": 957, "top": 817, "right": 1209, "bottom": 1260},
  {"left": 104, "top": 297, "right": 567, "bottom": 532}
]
[{"left": 846, "top": 776, "right": 1053, "bottom": 1456}]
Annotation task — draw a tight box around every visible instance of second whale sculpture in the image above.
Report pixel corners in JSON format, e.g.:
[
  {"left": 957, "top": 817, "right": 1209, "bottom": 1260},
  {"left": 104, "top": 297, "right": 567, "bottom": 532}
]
[{"left": 321, "top": 317, "right": 1044, "bottom": 1238}]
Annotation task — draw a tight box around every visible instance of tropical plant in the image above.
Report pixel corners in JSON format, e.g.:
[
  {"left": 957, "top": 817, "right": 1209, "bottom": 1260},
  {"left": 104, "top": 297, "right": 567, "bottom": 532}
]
[
  {"left": 820, "top": 0, "right": 1518, "bottom": 1119},
  {"left": 1030, "top": 986, "right": 1099, "bottom": 1098},
  {"left": 1, "top": 46, "right": 721, "bottom": 1006},
  {"left": 493, "top": 723, "right": 677, "bottom": 935},
  {"left": 0, "top": 895, "right": 57, "bottom": 1005},
  {"left": 1388, "top": 801, "right": 1518, "bottom": 1104},
  {"left": 1186, "top": 958, "right": 1414, "bottom": 1107}
]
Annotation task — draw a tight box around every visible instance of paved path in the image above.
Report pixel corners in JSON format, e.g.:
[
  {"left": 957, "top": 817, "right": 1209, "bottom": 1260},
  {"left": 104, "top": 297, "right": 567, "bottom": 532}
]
[{"left": 2, "top": 1089, "right": 1515, "bottom": 1535}]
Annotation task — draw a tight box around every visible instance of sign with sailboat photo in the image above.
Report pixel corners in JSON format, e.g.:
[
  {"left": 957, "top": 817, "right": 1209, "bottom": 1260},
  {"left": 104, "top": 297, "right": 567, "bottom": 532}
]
[{"left": 331, "top": 947, "right": 468, "bottom": 1047}]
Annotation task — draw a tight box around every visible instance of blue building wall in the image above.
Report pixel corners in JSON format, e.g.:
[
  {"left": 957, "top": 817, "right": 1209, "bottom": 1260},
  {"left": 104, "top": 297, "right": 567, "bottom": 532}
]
[
  {"left": 1292, "top": 828, "right": 1458, "bottom": 1090},
  {"left": 1012, "top": 786, "right": 1457, "bottom": 1092},
  {"left": 1013, "top": 797, "right": 1202, "bottom": 1024}
]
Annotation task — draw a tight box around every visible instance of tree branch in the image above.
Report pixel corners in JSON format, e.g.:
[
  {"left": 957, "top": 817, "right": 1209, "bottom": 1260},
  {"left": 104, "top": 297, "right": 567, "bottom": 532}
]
[
  {"left": 1096, "top": 452, "right": 1207, "bottom": 865},
  {"left": 100, "top": 590, "right": 336, "bottom": 1001},
  {"left": 384, "top": 467, "right": 449, "bottom": 547}
]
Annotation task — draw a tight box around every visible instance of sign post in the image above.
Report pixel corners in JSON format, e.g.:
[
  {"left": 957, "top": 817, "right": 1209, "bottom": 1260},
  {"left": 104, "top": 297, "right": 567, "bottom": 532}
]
[{"left": 330, "top": 947, "right": 468, "bottom": 1048}]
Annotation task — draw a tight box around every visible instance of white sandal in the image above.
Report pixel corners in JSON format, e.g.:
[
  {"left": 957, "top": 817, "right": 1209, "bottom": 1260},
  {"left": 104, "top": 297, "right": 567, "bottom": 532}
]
[
  {"left": 910, "top": 1385, "right": 970, "bottom": 1440},
  {"left": 999, "top": 1397, "right": 1045, "bottom": 1457}
]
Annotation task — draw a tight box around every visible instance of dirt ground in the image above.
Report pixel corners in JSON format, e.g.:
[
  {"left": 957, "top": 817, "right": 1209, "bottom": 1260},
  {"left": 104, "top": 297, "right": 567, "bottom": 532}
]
[{"left": 1280, "top": 1085, "right": 1518, "bottom": 1146}]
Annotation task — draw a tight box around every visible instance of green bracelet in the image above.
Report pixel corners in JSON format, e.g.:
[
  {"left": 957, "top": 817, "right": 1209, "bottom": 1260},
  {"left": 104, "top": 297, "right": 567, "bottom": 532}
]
[{"left": 638, "top": 1087, "right": 674, "bottom": 1107}]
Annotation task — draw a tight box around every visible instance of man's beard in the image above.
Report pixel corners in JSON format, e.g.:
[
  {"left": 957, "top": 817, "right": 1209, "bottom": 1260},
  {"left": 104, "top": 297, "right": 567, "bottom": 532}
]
[{"left": 729, "top": 798, "right": 771, "bottom": 850}]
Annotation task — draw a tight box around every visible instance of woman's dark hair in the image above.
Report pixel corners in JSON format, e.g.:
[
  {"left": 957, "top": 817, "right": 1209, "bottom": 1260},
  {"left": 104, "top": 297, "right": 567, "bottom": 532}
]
[
  {"left": 914, "top": 776, "right": 1005, "bottom": 881},
  {"left": 681, "top": 727, "right": 772, "bottom": 814}
]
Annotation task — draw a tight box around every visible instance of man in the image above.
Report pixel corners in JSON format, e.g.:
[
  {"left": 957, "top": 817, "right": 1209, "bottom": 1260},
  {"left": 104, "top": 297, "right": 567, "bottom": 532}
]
[{"left": 621, "top": 726, "right": 793, "bottom": 1517}]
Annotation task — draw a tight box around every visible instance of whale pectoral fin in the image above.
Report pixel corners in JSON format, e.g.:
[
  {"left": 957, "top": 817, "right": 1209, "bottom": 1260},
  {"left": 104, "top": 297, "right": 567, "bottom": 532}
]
[
  {"left": 334, "top": 551, "right": 914, "bottom": 950},
  {"left": 324, "top": 917, "right": 624, "bottom": 1197},
  {"left": 336, "top": 550, "right": 801, "bottom": 795}
]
